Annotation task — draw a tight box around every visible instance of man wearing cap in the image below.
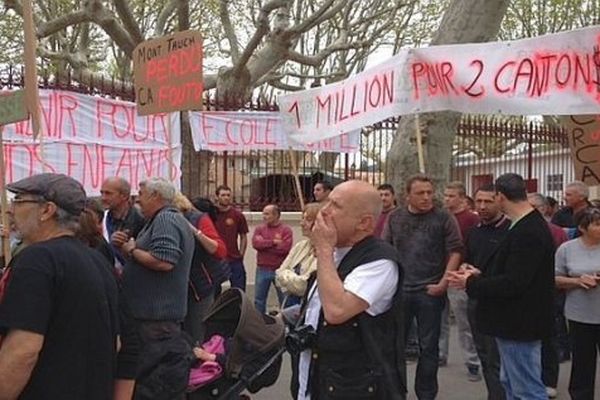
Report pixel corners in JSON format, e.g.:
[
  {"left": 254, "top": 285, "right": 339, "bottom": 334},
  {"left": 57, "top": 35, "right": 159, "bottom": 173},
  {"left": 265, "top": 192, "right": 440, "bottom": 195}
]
[
  {"left": 0, "top": 173, "right": 119, "bottom": 400},
  {"left": 112, "top": 177, "right": 194, "bottom": 398}
]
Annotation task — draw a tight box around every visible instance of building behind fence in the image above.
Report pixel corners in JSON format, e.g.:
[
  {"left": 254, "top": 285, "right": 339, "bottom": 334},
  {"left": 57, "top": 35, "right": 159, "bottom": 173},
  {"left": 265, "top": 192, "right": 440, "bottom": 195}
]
[{"left": 1, "top": 65, "right": 574, "bottom": 209}]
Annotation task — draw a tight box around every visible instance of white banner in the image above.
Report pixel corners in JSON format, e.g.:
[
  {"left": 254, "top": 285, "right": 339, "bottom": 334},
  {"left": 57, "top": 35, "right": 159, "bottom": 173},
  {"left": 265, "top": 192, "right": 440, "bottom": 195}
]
[
  {"left": 0, "top": 90, "right": 181, "bottom": 194},
  {"left": 189, "top": 111, "right": 360, "bottom": 152},
  {"left": 279, "top": 26, "right": 600, "bottom": 143}
]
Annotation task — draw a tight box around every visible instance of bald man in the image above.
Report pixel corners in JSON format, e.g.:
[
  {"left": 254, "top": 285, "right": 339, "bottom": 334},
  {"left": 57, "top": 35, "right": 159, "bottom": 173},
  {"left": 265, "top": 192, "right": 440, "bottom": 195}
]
[
  {"left": 252, "top": 204, "right": 293, "bottom": 314},
  {"left": 101, "top": 177, "right": 145, "bottom": 267},
  {"left": 100, "top": 177, "right": 145, "bottom": 397},
  {"left": 293, "top": 180, "right": 406, "bottom": 400}
]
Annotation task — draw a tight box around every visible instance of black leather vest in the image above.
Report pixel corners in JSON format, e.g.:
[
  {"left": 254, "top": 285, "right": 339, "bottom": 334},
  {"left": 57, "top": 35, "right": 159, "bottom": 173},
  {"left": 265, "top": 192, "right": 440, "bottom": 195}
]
[{"left": 302, "top": 236, "right": 407, "bottom": 400}]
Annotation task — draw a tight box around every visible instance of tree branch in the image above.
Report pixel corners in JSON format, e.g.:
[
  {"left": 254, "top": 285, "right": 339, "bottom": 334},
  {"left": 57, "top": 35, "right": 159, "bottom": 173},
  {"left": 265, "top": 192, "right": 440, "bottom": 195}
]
[
  {"left": 155, "top": 0, "right": 178, "bottom": 36},
  {"left": 85, "top": 0, "right": 136, "bottom": 55},
  {"left": 234, "top": 0, "right": 289, "bottom": 70},
  {"left": 267, "top": 79, "right": 304, "bottom": 92},
  {"left": 177, "top": 0, "right": 190, "bottom": 31},
  {"left": 38, "top": 47, "right": 88, "bottom": 68},
  {"left": 40, "top": 45, "right": 218, "bottom": 92},
  {"left": 113, "top": 0, "right": 144, "bottom": 44},
  {"left": 37, "top": 10, "right": 91, "bottom": 38},
  {"left": 289, "top": 0, "right": 348, "bottom": 35},
  {"left": 286, "top": 33, "right": 369, "bottom": 67},
  {"left": 4, "top": 0, "right": 23, "bottom": 17},
  {"left": 204, "top": 73, "right": 217, "bottom": 90},
  {"left": 219, "top": 0, "right": 241, "bottom": 62}
]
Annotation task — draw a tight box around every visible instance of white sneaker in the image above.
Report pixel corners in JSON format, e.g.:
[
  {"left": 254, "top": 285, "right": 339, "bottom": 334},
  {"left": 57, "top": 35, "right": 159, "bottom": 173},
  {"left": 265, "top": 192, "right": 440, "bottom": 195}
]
[{"left": 546, "top": 387, "right": 557, "bottom": 398}]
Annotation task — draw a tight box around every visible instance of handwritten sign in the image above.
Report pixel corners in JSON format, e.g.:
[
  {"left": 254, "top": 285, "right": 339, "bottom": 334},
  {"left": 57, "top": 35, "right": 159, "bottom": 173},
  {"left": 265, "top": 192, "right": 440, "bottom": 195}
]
[
  {"left": 280, "top": 26, "right": 600, "bottom": 143},
  {"left": 189, "top": 111, "right": 360, "bottom": 152},
  {"left": 0, "top": 90, "right": 182, "bottom": 193},
  {"left": 562, "top": 115, "right": 600, "bottom": 186},
  {"left": 0, "top": 90, "right": 28, "bottom": 125},
  {"left": 133, "top": 30, "right": 203, "bottom": 116}
]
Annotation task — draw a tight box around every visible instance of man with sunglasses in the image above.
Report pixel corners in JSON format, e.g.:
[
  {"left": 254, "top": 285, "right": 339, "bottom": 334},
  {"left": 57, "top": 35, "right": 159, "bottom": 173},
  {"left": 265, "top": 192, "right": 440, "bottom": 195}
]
[{"left": 0, "top": 173, "right": 119, "bottom": 400}]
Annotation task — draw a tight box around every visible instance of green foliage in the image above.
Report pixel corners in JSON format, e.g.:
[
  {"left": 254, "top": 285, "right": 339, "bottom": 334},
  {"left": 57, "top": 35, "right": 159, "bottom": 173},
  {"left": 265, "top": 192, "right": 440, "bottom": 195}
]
[{"left": 500, "top": 0, "right": 600, "bottom": 39}]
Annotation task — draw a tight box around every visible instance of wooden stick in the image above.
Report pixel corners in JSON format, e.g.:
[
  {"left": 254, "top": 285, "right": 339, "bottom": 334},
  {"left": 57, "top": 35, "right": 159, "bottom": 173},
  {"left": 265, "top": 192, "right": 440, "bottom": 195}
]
[
  {"left": 166, "top": 113, "right": 176, "bottom": 181},
  {"left": 0, "top": 130, "right": 11, "bottom": 266},
  {"left": 23, "top": 0, "right": 41, "bottom": 140},
  {"left": 288, "top": 149, "right": 305, "bottom": 210},
  {"left": 415, "top": 114, "right": 426, "bottom": 174}
]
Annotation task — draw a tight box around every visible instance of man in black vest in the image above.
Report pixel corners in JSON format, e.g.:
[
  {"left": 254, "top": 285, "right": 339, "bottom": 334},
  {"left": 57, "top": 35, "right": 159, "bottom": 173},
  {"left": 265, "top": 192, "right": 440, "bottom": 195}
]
[{"left": 293, "top": 180, "right": 406, "bottom": 400}]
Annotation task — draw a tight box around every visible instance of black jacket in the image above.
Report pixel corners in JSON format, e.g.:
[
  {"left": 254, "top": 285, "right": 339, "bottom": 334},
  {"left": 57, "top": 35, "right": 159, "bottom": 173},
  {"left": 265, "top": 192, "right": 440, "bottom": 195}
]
[
  {"left": 296, "top": 236, "right": 406, "bottom": 400},
  {"left": 183, "top": 210, "right": 230, "bottom": 301},
  {"left": 466, "top": 210, "right": 555, "bottom": 341}
]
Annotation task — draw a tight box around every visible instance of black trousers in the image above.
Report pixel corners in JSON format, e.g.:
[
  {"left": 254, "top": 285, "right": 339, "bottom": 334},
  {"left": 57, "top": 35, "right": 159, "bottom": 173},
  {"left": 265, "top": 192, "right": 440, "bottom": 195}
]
[
  {"left": 467, "top": 299, "right": 505, "bottom": 400},
  {"left": 568, "top": 320, "right": 600, "bottom": 400},
  {"left": 134, "top": 320, "right": 188, "bottom": 400},
  {"left": 541, "top": 333, "right": 559, "bottom": 388}
]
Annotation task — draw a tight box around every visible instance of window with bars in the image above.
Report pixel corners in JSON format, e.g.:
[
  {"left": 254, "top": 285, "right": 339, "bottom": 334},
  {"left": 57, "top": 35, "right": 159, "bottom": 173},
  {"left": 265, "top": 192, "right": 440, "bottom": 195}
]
[{"left": 546, "top": 174, "right": 563, "bottom": 192}]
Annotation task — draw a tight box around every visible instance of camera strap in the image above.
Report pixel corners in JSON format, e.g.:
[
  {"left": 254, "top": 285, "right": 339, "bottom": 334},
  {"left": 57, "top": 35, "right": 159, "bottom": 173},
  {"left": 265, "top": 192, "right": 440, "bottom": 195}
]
[{"left": 295, "top": 280, "right": 319, "bottom": 329}]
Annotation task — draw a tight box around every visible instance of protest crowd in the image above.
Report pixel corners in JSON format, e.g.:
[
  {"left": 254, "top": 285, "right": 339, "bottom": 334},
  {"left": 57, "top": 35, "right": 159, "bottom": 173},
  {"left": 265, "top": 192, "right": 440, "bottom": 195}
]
[{"left": 0, "top": 170, "right": 598, "bottom": 400}]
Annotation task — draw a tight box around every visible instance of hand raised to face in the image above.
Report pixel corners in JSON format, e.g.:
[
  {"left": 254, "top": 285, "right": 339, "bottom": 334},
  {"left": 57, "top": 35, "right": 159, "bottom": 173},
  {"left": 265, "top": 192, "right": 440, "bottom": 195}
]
[{"left": 311, "top": 211, "right": 336, "bottom": 254}]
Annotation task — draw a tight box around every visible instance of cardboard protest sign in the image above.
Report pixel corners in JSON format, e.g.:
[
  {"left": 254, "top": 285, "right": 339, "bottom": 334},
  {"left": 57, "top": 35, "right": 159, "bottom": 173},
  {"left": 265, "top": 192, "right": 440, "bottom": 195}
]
[
  {"left": 279, "top": 26, "right": 600, "bottom": 144},
  {"left": 189, "top": 111, "right": 360, "bottom": 152},
  {"left": 134, "top": 30, "right": 203, "bottom": 115},
  {"left": 562, "top": 116, "right": 600, "bottom": 186},
  {"left": 0, "top": 90, "right": 28, "bottom": 125},
  {"left": 0, "top": 90, "right": 182, "bottom": 194}
]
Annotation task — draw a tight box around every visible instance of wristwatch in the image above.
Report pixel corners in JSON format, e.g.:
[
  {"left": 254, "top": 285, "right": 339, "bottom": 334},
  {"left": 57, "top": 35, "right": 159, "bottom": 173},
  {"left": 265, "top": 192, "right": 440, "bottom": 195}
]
[{"left": 127, "top": 246, "right": 136, "bottom": 258}]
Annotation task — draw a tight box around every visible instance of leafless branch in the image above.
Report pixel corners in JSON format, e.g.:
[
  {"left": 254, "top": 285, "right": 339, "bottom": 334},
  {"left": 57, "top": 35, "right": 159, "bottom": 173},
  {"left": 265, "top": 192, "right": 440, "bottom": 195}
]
[
  {"left": 234, "top": 0, "right": 288, "bottom": 71},
  {"left": 113, "top": 0, "right": 144, "bottom": 44},
  {"left": 219, "top": 0, "right": 241, "bottom": 62},
  {"left": 38, "top": 10, "right": 90, "bottom": 38},
  {"left": 286, "top": 34, "right": 369, "bottom": 67},
  {"left": 177, "top": 0, "right": 190, "bottom": 31},
  {"left": 155, "top": 0, "right": 178, "bottom": 36},
  {"left": 267, "top": 79, "right": 304, "bottom": 91},
  {"left": 290, "top": 0, "right": 349, "bottom": 34},
  {"left": 85, "top": 0, "right": 136, "bottom": 55}
]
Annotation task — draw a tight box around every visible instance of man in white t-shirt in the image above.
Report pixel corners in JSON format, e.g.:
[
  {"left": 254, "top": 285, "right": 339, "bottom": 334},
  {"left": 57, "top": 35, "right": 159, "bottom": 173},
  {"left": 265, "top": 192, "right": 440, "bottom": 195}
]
[{"left": 292, "top": 180, "right": 406, "bottom": 400}]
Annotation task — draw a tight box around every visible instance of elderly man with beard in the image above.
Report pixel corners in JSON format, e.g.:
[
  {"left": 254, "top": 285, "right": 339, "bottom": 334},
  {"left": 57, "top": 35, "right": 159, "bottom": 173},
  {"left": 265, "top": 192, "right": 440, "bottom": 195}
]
[{"left": 0, "top": 173, "right": 119, "bottom": 400}]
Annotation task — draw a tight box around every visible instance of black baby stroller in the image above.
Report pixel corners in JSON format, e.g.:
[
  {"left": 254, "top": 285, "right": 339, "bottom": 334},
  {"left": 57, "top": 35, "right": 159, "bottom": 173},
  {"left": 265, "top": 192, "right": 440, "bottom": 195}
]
[{"left": 189, "top": 288, "right": 286, "bottom": 400}]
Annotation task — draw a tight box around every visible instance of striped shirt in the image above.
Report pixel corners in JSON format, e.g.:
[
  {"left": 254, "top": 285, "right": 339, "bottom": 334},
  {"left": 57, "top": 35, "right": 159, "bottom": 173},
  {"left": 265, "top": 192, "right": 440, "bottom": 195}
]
[{"left": 121, "top": 207, "right": 195, "bottom": 321}]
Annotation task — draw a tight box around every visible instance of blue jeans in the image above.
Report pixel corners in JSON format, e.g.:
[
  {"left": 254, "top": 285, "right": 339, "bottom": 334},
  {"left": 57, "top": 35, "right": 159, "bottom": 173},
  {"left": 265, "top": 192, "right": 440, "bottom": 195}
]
[
  {"left": 254, "top": 266, "right": 284, "bottom": 314},
  {"left": 228, "top": 259, "right": 246, "bottom": 291},
  {"left": 496, "top": 338, "right": 547, "bottom": 400},
  {"left": 403, "top": 290, "right": 445, "bottom": 400}
]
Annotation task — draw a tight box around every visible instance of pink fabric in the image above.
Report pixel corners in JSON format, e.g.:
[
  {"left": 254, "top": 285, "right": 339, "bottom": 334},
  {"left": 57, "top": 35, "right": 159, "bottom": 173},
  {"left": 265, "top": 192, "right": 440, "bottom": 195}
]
[{"left": 188, "top": 335, "right": 226, "bottom": 389}]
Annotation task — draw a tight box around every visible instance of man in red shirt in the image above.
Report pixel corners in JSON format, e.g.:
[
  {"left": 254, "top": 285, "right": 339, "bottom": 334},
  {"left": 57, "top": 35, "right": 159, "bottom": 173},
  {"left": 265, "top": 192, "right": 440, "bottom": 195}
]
[
  {"left": 213, "top": 185, "right": 249, "bottom": 291},
  {"left": 441, "top": 181, "right": 482, "bottom": 381},
  {"left": 374, "top": 183, "right": 396, "bottom": 238},
  {"left": 252, "top": 205, "right": 293, "bottom": 314}
]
